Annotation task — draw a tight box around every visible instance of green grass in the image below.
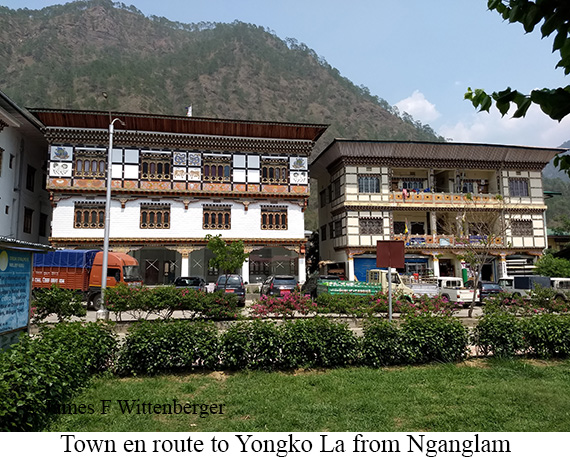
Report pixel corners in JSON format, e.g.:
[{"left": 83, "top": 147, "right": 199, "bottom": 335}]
[{"left": 45, "top": 359, "right": 570, "bottom": 432}]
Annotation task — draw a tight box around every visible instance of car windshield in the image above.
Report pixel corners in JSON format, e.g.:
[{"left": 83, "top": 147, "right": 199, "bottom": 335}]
[
  {"left": 273, "top": 278, "right": 296, "bottom": 285},
  {"left": 177, "top": 278, "right": 202, "bottom": 286},
  {"left": 218, "top": 276, "right": 242, "bottom": 286},
  {"left": 482, "top": 283, "right": 499, "bottom": 290},
  {"left": 123, "top": 265, "right": 142, "bottom": 281}
]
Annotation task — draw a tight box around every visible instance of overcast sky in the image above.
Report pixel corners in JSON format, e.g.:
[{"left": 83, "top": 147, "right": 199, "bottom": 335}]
[{"left": 2, "top": 0, "right": 569, "bottom": 148}]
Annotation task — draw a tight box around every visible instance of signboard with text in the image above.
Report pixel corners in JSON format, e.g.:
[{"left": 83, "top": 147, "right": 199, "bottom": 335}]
[{"left": 0, "top": 249, "right": 32, "bottom": 336}]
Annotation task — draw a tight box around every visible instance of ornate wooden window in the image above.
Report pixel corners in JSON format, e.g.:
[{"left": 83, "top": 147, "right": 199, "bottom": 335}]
[
  {"left": 141, "top": 153, "right": 171, "bottom": 180},
  {"left": 511, "top": 220, "right": 533, "bottom": 236},
  {"left": 509, "top": 178, "right": 529, "bottom": 197},
  {"left": 203, "top": 206, "right": 231, "bottom": 230},
  {"left": 360, "top": 218, "right": 383, "bottom": 235},
  {"left": 261, "top": 207, "right": 288, "bottom": 230},
  {"left": 74, "top": 150, "right": 106, "bottom": 178},
  {"left": 261, "top": 158, "right": 288, "bottom": 184},
  {"left": 203, "top": 156, "right": 231, "bottom": 182},
  {"left": 140, "top": 203, "right": 170, "bottom": 229},
  {"left": 74, "top": 203, "right": 105, "bottom": 229},
  {"left": 358, "top": 175, "right": 380, "bottom": 193}
]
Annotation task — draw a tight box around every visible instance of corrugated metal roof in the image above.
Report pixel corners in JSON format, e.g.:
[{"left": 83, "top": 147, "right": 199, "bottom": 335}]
[
  {"left": 29, "top": 108, "right": 328, "bottom": 142},
  {"left": 310, "top": 139, "right": 566, "bottom": 174}
]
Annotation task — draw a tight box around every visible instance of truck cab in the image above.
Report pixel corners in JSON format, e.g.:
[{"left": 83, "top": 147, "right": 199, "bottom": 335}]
[
  {"left": 366, "top": 269, "right": 414, "bottom": 296},
  {"left": 498, "top": 275, "right": 551, "bottom": 299},
  {"left": 437, "top": 276, "right": 479, "bottom": 305}
]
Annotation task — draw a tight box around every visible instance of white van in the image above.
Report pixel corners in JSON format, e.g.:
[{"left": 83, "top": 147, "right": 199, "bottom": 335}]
[{"left": 437, "top": 276, "right": 479, "bottom": 305}]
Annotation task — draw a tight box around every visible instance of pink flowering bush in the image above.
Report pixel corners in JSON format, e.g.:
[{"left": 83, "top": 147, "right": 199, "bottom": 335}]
[{"left": 250, "top": 292, "right": 317, "bottom": 318}]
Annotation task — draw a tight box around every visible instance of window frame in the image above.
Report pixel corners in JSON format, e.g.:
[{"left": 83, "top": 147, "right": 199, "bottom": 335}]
[
  {"left": 74, "top": 202, "right": 105, "bottom": 229},
  {"left": 140, "top": 203, "right": 171, "bottom": 229},
  {"left": 358, "top": 175, "right": 380, "bottom": 193}
]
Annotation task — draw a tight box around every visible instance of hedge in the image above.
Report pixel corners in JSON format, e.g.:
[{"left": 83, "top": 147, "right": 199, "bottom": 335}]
[{"left": 0, "top": 322, "right": 117, "bottom": 431}]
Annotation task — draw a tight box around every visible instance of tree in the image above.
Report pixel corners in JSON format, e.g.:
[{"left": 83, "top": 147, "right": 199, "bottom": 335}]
[
  {"left": 439, "top": 194, "right": 510, "bottom": 317},
  {"left": 534, "top": 253, "right": 570, "bottom": 276},
  {"left": 205, "top": 234, "right": 249, "bottom": 286},
  {"left": 465, "top": 1, "right": 570, "bottom": 169}
]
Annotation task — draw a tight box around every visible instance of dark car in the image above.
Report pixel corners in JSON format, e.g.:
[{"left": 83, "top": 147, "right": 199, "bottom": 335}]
[
  {"left": 260, "top": 275, "right": 298, "bottom": 297},
  {"left": 301, "top": 274, "right": 341, "bottom": 298},
  {"left": 478, "top": 281, "right": 504, "bottom": 303},
  {"left": 215, "top": 274, "right": 246, "bottom": 306},
  {"left": 173, "top": 276, "right": 206, "bottom": 292}
]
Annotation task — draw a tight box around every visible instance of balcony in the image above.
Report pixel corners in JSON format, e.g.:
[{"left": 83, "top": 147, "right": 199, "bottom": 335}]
[
  {"left": 390, "top": 191, "right": 502, "bottom": 206},
  {"left": 392, "top": 234, "right": 504, "bottom": 248}
]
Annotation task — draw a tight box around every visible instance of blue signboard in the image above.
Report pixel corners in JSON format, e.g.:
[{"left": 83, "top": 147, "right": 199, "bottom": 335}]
[{"left": 0, "top": 249, "right": 32, "bottom": 335}]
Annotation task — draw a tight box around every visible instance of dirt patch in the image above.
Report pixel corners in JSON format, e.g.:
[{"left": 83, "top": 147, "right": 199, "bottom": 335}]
[
  {"left": 209, "top": 371, "right": 229, "bottom": 381},
  {"left": 461, "top": 358, "right": 490, "bottom": 368}
]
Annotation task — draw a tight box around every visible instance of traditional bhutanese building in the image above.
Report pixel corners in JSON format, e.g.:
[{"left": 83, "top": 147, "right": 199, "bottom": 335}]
[
  {"left": 31, "top": 108, "right": 327, "bottom": 285},
  {"left": 310, "top": 139, "right": 565, "bottom": 281}
]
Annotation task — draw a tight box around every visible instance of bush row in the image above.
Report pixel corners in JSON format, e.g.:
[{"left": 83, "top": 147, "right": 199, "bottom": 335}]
[
  {"left": 0, "top": 322, "right": 117, "bottom": 431},
  {"left": 250, "top": 292, "right": 457, "bottom": 319},
  {"left": 474, "top": 312, "right": 570, "bottom": 357},
  {"left": 116, "top": 315, "right": 468, "bottom": 375},
  {"left": 104, "top": 283, "right": 240, "bottom": 321}
]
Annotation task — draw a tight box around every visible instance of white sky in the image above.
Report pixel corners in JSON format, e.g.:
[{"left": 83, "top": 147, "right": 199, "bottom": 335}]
[{"left": 2, "top": 0, "right": 569, "bottom": 148}]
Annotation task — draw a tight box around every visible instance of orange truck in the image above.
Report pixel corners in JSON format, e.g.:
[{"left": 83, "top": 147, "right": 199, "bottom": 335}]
[{"left": 33, "top": 249, "right": 142, "bottom": 309}]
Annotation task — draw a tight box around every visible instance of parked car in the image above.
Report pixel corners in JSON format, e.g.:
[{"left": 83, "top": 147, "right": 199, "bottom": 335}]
[
  {"left": 550, "top": 278, "right": 570, "bottom": 301},
  {"left": 215, "top": 274, "right": 246, "bottom": 306},
  {"left": 477, "top": 281, "right": 504, "bottom": 303},
  {"left": 173, "top": 276, "right": 206, "bottom": 292},
  {"left": 260, "top": 275, "right": 299, "bottom": 297},
  {"left": 301, "top": 273, "right": 340, "bottom": 298}
]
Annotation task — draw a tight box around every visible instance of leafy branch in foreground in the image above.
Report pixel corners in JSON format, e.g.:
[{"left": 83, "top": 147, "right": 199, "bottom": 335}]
[{"left": 465, "top": 1, "right": 570, "bottom": 123}]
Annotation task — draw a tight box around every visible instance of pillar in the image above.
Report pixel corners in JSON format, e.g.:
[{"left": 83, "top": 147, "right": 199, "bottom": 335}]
[
  {"left": 432, "top": 254, "right": 440, "bottom": 277},
  {"left": 347, "top": 254, "right": 355, "bottom": 282},
  {"left": 430, "top": 211, "right": 437, "bottom": 236},
  {"left": 298, "top": 256, "right": 306, "bottom": 284},
  {"left": 242, "top": 257, "right": 250, "bottom": 284},
  {"left": 498, "top": 254, "right": 507, "bottom": 279}
]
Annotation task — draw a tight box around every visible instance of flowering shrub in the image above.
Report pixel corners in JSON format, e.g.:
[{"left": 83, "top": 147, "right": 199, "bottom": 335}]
[
  {"left": 398, "top": 294, "right": 457, "bottom": 317},
  {"left": 250, "top": 292, "right": 317, "bottom": 318},
  {"left": 314, "top": 292, "right": 457, "bottom": 317},
  {"left": 482, "top": 291, "right": 569, "bottom": 316}
]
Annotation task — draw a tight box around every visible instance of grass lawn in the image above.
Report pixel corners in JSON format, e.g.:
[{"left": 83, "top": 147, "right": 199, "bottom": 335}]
[{"left": 45, "top": 359, "right": 570, "bottom": 432}]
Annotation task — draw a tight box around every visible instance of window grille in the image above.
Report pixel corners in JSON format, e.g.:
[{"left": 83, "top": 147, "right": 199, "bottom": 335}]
[
  {"left": 360, "top": 218, "right": 383, "bottom": 235},
  {"left": 511, "top": 220, "right": 533, "bottom": 236}
]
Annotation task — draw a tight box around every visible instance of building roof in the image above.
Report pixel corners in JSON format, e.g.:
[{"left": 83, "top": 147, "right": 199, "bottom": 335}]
[
  {"left": 310, "top": 139, "right": 566, "bottom": 175},
  {"left": 29, "top": 108, "right": 328, "bottom": 143},
  {"left": 0, "top": 90, "right": 46, "bottom": 142}
]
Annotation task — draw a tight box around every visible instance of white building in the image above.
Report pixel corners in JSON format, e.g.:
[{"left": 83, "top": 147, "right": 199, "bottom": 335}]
[
  {"left": 32, "top": 108, "right": 327, "bottom": 285},
  {"left": 310, "top": 140, "right": 564, "bottom": 281},
  {"left": 0, "top": 91, "right": 51, "bottom": 244}
]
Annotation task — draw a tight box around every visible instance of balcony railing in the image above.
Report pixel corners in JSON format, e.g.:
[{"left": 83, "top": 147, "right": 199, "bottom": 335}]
[
  {"left": 390, "top": 191, "right": 502, "bottom": 205},
  {"left": 392, "top": 234, "right": 504, "bottom": 248}
]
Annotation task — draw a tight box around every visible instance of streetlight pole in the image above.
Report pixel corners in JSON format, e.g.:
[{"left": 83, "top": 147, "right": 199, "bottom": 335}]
[{"left": 99, "top": 117, "right": 124, "bottom": 317}]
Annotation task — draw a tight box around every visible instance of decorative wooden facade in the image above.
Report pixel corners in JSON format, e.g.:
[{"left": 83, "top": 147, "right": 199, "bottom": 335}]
[
  {"left": 310, "top": 139, "right": 564, "bottom": 281},
  {"left": 32, "top": 108, "right": 327, "bottom": 284}
]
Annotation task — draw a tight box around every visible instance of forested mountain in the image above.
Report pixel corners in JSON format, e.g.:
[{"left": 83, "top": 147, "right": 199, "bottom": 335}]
[{"left": 0, "top": 0, "right": 442, "bottom": 151}]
